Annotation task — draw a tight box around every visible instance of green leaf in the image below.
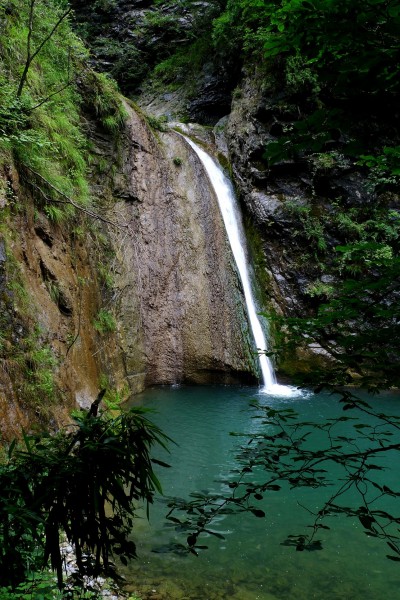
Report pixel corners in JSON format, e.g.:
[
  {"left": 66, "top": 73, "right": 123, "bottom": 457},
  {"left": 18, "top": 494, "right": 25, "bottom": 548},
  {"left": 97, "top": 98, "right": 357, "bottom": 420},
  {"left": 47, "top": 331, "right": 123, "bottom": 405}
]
[
  {"left": 359, "top": 514, "right": 376, "bottom": 530},
  {"left": 7, "top": 439, "right": 16, "bottom": 458}
]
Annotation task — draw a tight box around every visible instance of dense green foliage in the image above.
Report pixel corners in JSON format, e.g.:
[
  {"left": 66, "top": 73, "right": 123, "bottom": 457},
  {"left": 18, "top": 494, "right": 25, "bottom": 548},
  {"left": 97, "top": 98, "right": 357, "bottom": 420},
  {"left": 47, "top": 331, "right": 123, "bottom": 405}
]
[
  {"left": 0, "top": 397, "right": 168, "bottom": 591},
  {"left": 214, "top": 0, "right": 400, "bottom": 166},
  {"left": 224, "top": 5, "right": 399, "bottom": 199},
  {"left": 271, "top": 200, "right": 400, "bottom": 389},
  {"left": 214, "top": 0, "right": 400, "bottom": 92},
  {"left": 0, "top": 0, "right": 127, "bottom": 221}
]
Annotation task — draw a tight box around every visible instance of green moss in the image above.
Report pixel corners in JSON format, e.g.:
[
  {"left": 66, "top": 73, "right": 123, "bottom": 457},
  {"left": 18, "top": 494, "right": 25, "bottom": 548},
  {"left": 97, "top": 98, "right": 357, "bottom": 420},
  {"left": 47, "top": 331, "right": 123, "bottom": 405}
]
[
  {"left": 145, "top": 114, "right": 168, "bottom": 132},
  {"left": 0, "top": 222, "right": 60, "bottom": 416},
  {"left": 97, "top": 262, "right": 114, "bottom": 290},
  {"left": 276, "top": 346, "right": 334, "bottom": 382},
  {"left": 243, "top": 215, "right": 272, "bottom": 308},
  {"left": 93, "top": 309, "right": 116, "bottom": 335},
  {"left": 23, "top": 343, "right": 57, "bottom": 403},
  {"left": 216, "top": 152, "right": 233, "bottom": 178}
]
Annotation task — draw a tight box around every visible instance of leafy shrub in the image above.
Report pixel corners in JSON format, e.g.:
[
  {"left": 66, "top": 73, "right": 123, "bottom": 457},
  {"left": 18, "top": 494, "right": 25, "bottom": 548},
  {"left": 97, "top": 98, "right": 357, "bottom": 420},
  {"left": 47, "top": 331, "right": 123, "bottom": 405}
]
[{"left": 0, "top": 399, "right": 169, "bottom": 589}]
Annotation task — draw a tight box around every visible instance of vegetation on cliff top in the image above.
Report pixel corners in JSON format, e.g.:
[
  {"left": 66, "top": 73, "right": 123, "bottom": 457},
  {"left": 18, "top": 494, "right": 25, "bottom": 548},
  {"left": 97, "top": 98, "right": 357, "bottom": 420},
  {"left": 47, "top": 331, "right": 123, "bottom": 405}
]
[{"left": 0, "top": 0, "right": 126, "bottom": 221}]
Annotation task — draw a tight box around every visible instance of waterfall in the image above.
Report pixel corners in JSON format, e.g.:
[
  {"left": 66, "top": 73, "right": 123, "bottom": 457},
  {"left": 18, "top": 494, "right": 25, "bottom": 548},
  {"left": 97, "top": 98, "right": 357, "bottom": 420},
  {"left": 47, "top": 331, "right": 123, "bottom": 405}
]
[{"left": 183, "top": 137, "right": 296, "bottom": 396}]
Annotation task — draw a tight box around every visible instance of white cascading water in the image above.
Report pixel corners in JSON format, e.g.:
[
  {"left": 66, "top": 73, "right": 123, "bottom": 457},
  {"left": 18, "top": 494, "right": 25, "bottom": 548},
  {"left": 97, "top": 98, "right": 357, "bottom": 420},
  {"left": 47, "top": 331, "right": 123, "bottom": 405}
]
[{"left": 184, "top": 136, "right": 296, "bottom": 396}]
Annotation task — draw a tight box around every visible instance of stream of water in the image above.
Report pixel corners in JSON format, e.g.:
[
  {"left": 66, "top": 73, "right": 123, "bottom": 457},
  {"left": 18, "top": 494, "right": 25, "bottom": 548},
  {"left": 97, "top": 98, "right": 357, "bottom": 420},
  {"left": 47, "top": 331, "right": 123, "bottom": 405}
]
[
  {"left": 182, "top": 136, "right": 294, "bottom": 397},
  {"left": 124, "top": 385, "right": 400, "bottom": 600}
]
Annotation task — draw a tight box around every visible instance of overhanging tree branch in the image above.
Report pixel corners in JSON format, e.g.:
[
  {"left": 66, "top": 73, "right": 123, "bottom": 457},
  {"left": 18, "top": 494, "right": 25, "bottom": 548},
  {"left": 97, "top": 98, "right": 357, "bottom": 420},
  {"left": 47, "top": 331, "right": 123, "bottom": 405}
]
[{"left": 165, "top": 396, "right": 400, "bottom": 560}]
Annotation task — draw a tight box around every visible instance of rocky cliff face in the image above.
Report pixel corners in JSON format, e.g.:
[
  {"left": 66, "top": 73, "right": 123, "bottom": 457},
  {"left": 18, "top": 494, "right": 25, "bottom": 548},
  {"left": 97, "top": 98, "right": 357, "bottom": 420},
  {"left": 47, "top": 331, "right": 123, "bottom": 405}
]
[
  {"left": 224, "top": 71, "right": 313, "bottom": 316},
  {"left": 0, "top": 159, "right": 139, "bottom": 439},
  {"left": 216, "top": 66, "right": 399, "bottom": 376},
  {"left": 0, "top": 100, "right": 258, "bottom": 438},
  {"left": 111, "top": 105, "right": 258, "bottom": 386}
]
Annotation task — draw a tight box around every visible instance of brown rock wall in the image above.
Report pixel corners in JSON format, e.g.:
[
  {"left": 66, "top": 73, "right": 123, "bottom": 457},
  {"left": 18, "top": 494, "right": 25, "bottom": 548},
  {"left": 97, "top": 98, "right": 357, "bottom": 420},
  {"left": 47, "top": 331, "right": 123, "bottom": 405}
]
[
  {"left": 111, "top": 106, "right": 258, "bottom": 385},
  {"left": 0, "top": 102, "right": 258, "bottom": 439}
]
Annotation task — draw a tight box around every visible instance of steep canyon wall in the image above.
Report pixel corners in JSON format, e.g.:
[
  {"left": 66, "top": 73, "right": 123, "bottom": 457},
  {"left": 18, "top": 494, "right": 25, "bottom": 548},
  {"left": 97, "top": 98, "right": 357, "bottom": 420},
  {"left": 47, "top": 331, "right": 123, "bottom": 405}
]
[
  {"left": 0, "top": 103, "right": 257, "bottom": 438},
  {"left": 111, "top": 106, "right": 257, "bottom": 386}
]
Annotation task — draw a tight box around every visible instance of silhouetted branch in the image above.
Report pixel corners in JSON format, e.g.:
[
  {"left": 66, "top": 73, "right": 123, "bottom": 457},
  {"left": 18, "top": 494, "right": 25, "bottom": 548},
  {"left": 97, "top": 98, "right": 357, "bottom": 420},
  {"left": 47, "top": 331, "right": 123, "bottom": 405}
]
[{"left": 166, "top": 395, "right": 400, "bottom": 559}]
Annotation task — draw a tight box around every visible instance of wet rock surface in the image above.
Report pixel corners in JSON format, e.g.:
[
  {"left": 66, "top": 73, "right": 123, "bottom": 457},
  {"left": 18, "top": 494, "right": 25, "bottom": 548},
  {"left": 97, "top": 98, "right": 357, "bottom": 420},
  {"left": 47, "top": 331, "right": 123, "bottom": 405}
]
[{"left": 114, "top": 105, "right": 258, "bottom": 385}]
